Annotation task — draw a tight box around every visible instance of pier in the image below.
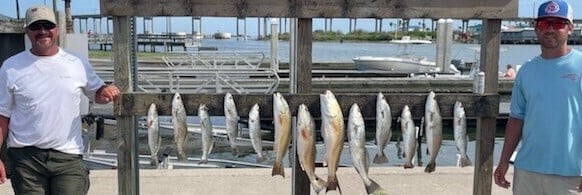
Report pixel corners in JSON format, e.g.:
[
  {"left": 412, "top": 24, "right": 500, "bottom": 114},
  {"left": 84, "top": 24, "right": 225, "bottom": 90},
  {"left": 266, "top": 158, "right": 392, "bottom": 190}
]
[{"left": 0, "top": 167, "right": 515, "bottom": 195}]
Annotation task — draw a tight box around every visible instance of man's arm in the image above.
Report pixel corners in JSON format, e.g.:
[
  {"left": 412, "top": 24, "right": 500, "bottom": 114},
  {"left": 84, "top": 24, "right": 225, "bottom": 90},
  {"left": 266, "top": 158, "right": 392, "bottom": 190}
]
[
  {"left": 494, "top": 117, "right": 523, "bottom": 189},
  {"left": 0, "top": 115, "right": 9, "bottom": 184}
]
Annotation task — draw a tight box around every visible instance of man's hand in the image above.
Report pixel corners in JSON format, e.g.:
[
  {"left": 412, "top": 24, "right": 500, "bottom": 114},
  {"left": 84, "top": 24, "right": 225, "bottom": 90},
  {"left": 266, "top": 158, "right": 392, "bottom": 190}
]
[
  {"left": 494, "top": 163, "right": 511, "bottom": 189},
  {"left": 95, "top": 84, "right": 120, "bottom": 104},
  {"left": 0, "top": 160, "right": 6, "bottom": 184}
]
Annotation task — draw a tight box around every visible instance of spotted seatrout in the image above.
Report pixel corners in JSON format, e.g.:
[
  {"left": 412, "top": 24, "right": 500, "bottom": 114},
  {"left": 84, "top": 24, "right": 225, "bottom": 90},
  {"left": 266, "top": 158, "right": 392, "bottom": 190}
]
[
  {"left": 147, "top": 103, "right": 161, "bottom": 167},
  {"left": 320, "top": 90, "right": 344, "bottom": 193},
  {"left": 199, "top": 104, "right": 214, "bottom": 164},
  {"left": 272, "top": 92, "right": 291, "bottom": 177},
  {"left": 224, "top": 92, "right": 240, "bottom": 155},
  {"left": 400, "top": 105, "right": 417, "bottom": 169},
  {"left": 172, "top": 92, "right": 188, "bottom": 161},
  {"left": 348, "top": 103, "right": 388, "bottom": 195},
  {"left": 424, "top": 91, "right": 443, "bottom": 173},
  {"left": 374, "top": 92, "right": 392, "bottom": 164},
  {"left": 248, "top": 104, "right": 266, "bottom": 162},
  {"left": 297, "top": 104, "right": 327, "bottom": 193},
  {"left": 454, "top": 101, "right": 472, "bottom": 167}
]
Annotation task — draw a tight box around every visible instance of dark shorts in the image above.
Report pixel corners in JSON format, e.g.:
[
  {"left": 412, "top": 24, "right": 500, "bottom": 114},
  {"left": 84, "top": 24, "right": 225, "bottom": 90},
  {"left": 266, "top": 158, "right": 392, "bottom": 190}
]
[{"left": 8, "top": 147, "right": 90, "bottom": 195}]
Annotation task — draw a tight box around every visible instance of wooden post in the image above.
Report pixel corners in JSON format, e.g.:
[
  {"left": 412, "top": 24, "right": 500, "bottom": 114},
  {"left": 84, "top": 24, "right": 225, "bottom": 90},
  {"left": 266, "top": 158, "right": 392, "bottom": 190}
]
[
  {"left": 291, "top": 18, "right": 312, "bottom": 195},
  {"left": 473, "top": 19, "right": 501, "bottom": 195},
  {"left": 112, "top": 16, "right": 139, "bottom": 195}
]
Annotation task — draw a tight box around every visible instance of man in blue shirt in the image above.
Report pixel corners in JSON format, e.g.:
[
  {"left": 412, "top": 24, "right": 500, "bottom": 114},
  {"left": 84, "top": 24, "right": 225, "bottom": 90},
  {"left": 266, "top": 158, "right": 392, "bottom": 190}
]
[{"left": 494, "top": 0, "right": 582, "bottom": 194}]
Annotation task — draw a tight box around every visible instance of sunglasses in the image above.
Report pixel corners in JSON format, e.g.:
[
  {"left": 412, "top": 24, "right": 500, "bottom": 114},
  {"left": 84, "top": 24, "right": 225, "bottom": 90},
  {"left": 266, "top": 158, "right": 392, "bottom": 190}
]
[
  {"left": 535, "top": 20, "right": 570, "bottom": 30},
  {"left": 28, "top": 22, "right": 56, "bottom": 31}
]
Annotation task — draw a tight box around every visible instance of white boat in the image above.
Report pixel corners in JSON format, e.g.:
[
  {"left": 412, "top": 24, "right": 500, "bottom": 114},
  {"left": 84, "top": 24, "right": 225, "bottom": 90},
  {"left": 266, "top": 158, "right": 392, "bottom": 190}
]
[
  {"left": 353, "top": 36, "right": 443, "bottom": 73},
  {"left": 213, "top": 32, "right": 232, "bottom": 39}
]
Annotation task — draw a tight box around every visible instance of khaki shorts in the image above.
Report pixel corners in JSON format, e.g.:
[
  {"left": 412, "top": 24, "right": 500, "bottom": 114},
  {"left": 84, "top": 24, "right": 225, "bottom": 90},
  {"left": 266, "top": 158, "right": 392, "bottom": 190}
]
[
  {"left": 8, "top": 147, "right": 90, "bottom": 195},
  {"left": 514, "top": 168, "right": 581, "bottom": 195}
]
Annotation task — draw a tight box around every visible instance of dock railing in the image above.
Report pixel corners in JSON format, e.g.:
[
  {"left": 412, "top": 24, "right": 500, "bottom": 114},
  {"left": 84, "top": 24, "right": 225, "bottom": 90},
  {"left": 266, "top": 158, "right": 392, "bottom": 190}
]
[{"left": 94, "top": 51, "right": 280, "bottom": 94}]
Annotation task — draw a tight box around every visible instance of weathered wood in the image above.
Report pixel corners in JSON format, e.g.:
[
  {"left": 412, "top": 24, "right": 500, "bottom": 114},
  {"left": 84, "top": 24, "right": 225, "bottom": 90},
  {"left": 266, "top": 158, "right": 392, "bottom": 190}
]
[
  {"left": 473, "top": 19, "right": 501, "bottom": 195},
  {"left": 112, "top": 16, "right": 140, "bottom": 195},
  {"left": 292, "top": 18, "right": 313, "bottom": 195},
  {"left": 99, "top": 0, "right": 518, "bottom": 19},
  {"left": 116, "top": 93, "right": 499, "bottom": 119}
]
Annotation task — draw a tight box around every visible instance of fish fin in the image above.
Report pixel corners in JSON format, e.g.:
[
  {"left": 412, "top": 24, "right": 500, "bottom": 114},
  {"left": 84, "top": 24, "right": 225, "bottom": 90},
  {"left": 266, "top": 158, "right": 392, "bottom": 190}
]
[
  {"left": 424, "top": 162, "right": 436, "bottom": 173},
  {"left": 257, "top": 154, "right": 266, "bottom": 163},
  {"left": 461, "top": 155, "right": 472, "bottom": 167},
  {"left": 271, "top": 161, "right": 285, "bottom": 178},
  {"left": 365, "top": 179, "right": 387, "bottom": 195},
  {"left": 210, "top": 141, "right": 215, "bottom": 154},
  {"left": 326, "top": 176, "right": 341, "bottom": 194},
  {"left": 312, "top": 176, "right": 327, "bottom": 194},
  {"left": 373, "top": 152, "right": 388, "bottom": 164}
]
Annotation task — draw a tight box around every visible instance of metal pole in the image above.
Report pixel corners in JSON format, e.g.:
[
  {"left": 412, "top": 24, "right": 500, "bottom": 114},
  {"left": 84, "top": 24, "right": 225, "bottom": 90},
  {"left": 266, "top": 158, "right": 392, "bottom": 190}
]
[
  {"left": 270, "top": 19, "right": 279, "bottom": 71},
  {"left": 288, "top": 18, "right": 297, "bottom": 94}
]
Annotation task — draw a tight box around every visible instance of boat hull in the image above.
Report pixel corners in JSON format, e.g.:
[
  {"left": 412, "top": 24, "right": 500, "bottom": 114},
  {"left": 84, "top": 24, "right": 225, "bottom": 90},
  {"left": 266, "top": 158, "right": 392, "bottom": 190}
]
[{"left": 353, "top": 56, "right": 441, "bottom": 73}]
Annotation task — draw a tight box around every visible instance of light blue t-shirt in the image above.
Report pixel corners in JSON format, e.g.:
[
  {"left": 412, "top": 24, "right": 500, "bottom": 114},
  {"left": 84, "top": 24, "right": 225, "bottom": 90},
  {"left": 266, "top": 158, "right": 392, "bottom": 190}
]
[{"left": 510, "top": 49, "right": 582, "bottom": 176}]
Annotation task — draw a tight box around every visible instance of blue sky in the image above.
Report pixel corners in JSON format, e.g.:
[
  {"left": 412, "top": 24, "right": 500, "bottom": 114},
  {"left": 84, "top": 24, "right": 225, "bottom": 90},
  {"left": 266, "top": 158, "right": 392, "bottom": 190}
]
[{"left": 2, "top": 0, "right": 581, "bottom": 36}]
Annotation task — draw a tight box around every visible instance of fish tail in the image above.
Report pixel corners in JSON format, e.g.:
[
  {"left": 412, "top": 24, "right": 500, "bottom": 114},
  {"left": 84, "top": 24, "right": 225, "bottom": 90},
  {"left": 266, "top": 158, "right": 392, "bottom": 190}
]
[
  {"left": 257, "top": 154, "right": 267, "bottom": 163},
  {"left": 326, "top": 175, "right": 341, "bottom": 193},
  {"left": 404, "top": 161, "right": 414, "bottom": 169},
  {"left": 312, "top": 176, "right": 327, "bottom": 194},
  {"left": 373, "top": 152, "right": 388, "bottom": 164},
  {"left": 150, "top": 157, "right": 159, "bottom": 167},
  {"left": 424, "top": 162, "right": 436, "bottom": 173},
  {"left": 198, "top": 159, "right": 208, "bottom": 165},
  {"left": 177, "top": 152, "right": 187, "bottom": 161},
  {"left": 271, "top": 161, "right": 285, "bottom": 177},
  {"left": 365, "top": 179, "right": 388, "bottom": 195},
  {"left": 231, "top": 146, "right": 238, "bottom": 156},
  {"left": 461, "top": 155, "right": 472, "bottom": 167}
]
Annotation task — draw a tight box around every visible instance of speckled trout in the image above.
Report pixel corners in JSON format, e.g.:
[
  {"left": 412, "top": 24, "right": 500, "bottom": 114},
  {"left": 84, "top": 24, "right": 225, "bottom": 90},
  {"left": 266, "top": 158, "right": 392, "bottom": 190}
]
[
  {"left": 248, "top": 104, "right": 266, "bottom": 163},
  {"left": 272, "top": 92, "right": 291, "bottom": 177},
  {"left": 424, "top": 91, "right": 443, "bottom": 173},
  {"left": 348, "top": 104, "right": 388, "bottom": 195},
  {"left": 297, "top": 104, "right": 327, "bottom": 193},
  {"left": 401, "top": 105, "right": 418, "bottom": 169},
  {"left": 199, "top": 104, "right": 214, "bottom": 164},
  {"left": 320, "top": 90, "right": 344, "bottom": 193},
  {"left": 374, "top": 92, "right": 392, "bottom": 164},
  {"left": 147, "top": 103, "right": 161, "bottom": 167},
  {"left": 171, "top": 92, "right": 188, "bottom": 161},
  {"left": 224, "top": 92, "right": 240, "bottom": 155},
  {"left": 454, "top": 101, "right": 472, "bottom": 167}
]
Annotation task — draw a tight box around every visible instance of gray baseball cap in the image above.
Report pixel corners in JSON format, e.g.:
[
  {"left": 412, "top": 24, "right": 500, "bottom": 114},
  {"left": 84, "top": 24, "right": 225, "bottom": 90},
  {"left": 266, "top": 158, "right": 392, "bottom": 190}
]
[{"left": 25, "top": 5, "right": 57, "bottom": 27}]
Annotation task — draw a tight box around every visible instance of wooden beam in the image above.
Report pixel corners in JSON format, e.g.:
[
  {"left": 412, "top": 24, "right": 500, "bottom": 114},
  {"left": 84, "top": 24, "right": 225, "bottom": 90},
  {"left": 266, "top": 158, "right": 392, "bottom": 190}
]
[
  {"left": 115, "top": 93, "right": 499, "bottom": 119},
  {"left": 112, "top": 16, "right": 140, "bottom": 195},
  {"left": 99, "top": 0, "right": 518, "bottom": 19},
  {"left": 473, "top": 19, "right": 501, "bottom": 195},
  {"left": 293, "top": 18, "right": 313, "bottom": 195}
]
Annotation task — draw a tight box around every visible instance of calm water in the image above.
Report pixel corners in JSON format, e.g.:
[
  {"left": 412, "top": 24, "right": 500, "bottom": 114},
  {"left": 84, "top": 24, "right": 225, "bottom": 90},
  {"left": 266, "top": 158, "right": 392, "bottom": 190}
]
[{"left": 90, "top": 38, "right": 582, "bottom": 72}]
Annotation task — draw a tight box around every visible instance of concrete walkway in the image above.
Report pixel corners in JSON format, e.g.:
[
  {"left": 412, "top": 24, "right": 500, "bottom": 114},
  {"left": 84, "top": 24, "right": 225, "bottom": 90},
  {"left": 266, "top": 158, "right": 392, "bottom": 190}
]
[{"left": 0, "top": 166, "right": 513, "bottom": 195}]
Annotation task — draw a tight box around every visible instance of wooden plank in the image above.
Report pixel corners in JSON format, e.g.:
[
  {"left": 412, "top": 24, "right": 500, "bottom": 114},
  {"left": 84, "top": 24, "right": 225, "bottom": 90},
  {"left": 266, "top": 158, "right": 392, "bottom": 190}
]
[
  {"left": 473, "top": 19, "right": 501, "bottom": 195},
  {"left": 115, "top": 93, "right": 499, "bottom": 119},
  {"left": 112, "top": 16, "right": 140, "bottom": 195},
  {"left": 99, "top": 0, "right": 518, "bottom": 19},
  {"left": 293, "top": 18, "right": 313, "bottom": 195}
]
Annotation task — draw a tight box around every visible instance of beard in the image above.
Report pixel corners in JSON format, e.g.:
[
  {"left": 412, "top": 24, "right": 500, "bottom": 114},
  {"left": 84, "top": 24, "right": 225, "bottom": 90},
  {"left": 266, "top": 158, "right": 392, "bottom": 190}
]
[{"left": 538, "top": 33, "right": 565, "bottom": 50}]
